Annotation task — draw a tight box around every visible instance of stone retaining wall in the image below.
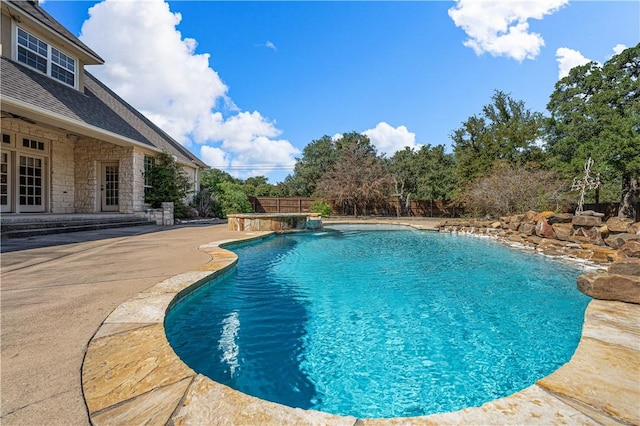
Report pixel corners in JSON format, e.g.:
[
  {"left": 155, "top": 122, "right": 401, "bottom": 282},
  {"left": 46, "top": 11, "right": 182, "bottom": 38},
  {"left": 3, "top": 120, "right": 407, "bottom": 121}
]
[
  {"left": 227, "top": 213, "right": 319, "bottom": 232},
  {"left": 439, "top": 211, "right": 640, "bottom": 264},
  {"left": 134, "top": 202, "right": 174, "bottom": 225}
]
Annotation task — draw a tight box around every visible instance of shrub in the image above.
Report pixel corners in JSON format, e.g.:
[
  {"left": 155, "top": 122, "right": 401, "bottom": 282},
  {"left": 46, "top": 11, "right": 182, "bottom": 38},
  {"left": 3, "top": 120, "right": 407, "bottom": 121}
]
[
  {"left": 192, "top": 188, "right": 221, "bottom": 218},
  {"left": 310, "top": 200, "right": 333, "bottom": 217},
  {"left": 144, "top": 151, "right": 191, "bottom": 218},
  {"left": 459, "top": 162, "right": 568, "bottom": 217},
  {"left": 217, "top": 181, "right": 253, "bottom": 218}
]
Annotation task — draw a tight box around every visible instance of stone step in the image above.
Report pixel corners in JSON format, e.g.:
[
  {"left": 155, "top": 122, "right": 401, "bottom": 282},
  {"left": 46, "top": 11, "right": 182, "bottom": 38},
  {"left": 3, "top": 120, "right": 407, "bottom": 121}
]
[
  {"left": 1, "top": 217, "right": 157, "bottom": 238},
  {"left": 1, "top": 216, "right": 148, "bottom": 231}
]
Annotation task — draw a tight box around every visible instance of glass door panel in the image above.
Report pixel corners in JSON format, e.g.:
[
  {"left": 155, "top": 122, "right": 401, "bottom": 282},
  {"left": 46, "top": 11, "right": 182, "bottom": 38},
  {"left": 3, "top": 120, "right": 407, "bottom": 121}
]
[
  {"left": 1, "top": 152, "right": 11, "bottom": 212},
  {"left": 18, "top": 154, "right": 44, "bottom": 212},
  {"left": 101, "top": 162, "right": 119, "bottom": 212}
]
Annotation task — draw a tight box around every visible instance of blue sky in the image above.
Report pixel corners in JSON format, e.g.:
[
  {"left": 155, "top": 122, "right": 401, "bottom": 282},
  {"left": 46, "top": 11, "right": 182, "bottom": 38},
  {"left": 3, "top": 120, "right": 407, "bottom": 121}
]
[{"left": 42, "top": 0, "right": 639, "bottom": 183}]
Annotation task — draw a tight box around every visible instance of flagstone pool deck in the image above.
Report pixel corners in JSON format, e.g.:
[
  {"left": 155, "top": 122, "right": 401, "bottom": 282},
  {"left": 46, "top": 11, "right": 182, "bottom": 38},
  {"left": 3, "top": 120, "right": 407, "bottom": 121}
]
[{"left": 1, "top": 220, "right": 638, "bottom": 425}]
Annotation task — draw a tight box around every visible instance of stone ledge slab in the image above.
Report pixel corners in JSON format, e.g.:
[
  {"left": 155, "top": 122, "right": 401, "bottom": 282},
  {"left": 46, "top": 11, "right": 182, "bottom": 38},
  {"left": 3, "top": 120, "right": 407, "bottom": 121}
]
[
  {"left": 537, "top": 337, "right": 640, "bottom": 425},
  {"left": 363, "top": 385, "right": 600, "bottom": 426},
  {"left": 171, "top": 375, "right": 358, "bottom": 426},
  {"left": 92, "top": 377, "right": 193, "bottom": 426},
  {"left": 83, "top": 323, "right": 196, "bottom": 415}
]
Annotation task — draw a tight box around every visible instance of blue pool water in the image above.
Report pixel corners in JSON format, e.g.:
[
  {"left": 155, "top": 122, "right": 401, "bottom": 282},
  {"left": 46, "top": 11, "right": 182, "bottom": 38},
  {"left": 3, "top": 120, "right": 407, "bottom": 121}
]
[{"left": 165, "top": 225, "right": 590, "bottom": 418}]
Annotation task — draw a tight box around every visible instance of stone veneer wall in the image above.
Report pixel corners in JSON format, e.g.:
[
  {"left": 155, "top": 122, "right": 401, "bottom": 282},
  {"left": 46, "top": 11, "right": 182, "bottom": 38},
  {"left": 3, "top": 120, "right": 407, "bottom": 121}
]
[
  {"left": 134, "top": 202, "right": 174, "bottom": 225},
  {"left": 438, "top": 211, "right": 640, "bottom": 264},
  {"left": 2, "top": 118, "right": 195, "bottom": 215},
  {"left": 51, "top": 135, "right": 75, "bottom": 213},
  {"left": 228, "top": 214, "right": 310, "bottom": 232},
  {"left": 131, "top": 149, "right": 147, "bottom": 213},
  {"left": 74, "top": 139, "right": 133, "bottom": 213},
  {"left": 1, "top": 118, "right": 77, "bottom": 213}
]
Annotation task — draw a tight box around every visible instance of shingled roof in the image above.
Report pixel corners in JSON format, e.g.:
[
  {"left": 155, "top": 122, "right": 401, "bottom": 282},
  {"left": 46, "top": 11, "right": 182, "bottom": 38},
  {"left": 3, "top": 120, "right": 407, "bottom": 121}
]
[{"left": 1, "top": 57, "right": 206, "bottom": 167}]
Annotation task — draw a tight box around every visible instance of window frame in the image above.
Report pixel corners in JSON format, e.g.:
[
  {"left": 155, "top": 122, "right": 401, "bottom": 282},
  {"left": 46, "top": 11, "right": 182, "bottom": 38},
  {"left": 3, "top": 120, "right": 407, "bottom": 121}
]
[
  {"left": 15, "top": 26, "right": 77, "bottom": 88},
  {"left": 143, "top": 155, "right": 156, "bottom": 203}
]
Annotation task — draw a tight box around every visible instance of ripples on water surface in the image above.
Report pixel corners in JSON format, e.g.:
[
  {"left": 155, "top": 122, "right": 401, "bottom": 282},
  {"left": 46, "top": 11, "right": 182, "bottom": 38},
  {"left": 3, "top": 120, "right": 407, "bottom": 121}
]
[{"left": 165, "top": 224, "right": 590, "bottom": 418}]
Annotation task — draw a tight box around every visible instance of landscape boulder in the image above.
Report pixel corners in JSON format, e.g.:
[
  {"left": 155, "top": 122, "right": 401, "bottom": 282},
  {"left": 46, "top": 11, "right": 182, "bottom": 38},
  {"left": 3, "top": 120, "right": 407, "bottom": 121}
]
[
  {"left": 581, "top": 210, "right": 604, "bottom": 217},
  {"left": 619, "top": 241, "right": 640, "bottom": 258},
  {"left": 605, "top": 233, "right": 640, "bottom": 250},
  {"left": 608, "top": 258, "right": 640, "bottom": 276},
  {"left": 571, "top": 226, "right": 602, "bottom": 245},
  {"left": 523, "top": 211, "right": 538, "bottom": 223},
  {"left": 572, "top": 215, "right": 602, "bottom": 227},
  {"left": 547, "top": 213, "right": 574, "bottom": 224},
  {"left": 606, "top": 217, "right": 634, "bottom": 233},
  {"left": 535, "top": 218, "right": 555, "bottom": 238},
  {"left": 577, "top": 273, "right": 640, "bottom": 304},
  {"left": 518, "top": 222, "right": 536, "bottom": 236},
  {"left": 552, "top": 223, "right": 573, "bottom": 241}
]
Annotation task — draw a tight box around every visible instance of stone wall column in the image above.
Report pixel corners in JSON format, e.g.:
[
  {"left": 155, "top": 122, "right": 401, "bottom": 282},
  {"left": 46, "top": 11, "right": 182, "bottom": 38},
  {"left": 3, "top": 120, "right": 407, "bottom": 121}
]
[{"left": 161, "top": 202, "right": 174, "bottom": 225}]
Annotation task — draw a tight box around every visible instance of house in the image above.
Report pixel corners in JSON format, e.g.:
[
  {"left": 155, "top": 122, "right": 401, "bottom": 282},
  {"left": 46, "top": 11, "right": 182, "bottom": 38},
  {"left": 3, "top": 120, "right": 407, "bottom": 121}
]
[{"left": 0, "top": 0, "right": 207, "bottom": 218}]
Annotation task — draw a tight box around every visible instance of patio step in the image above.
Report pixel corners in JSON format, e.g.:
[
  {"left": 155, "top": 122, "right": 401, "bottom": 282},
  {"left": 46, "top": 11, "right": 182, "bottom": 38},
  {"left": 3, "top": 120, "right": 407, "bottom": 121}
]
[{"left": 1, "top": 215, "right": 157, "bottom": 238}]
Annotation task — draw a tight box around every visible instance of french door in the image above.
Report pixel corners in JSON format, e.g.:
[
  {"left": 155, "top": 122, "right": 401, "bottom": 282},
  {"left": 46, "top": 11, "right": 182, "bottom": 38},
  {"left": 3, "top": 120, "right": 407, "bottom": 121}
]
[
  {"left": 101, "top": 162, "right": 119, "bottom": 212},
  {"left": 18, "top": 153, "right": 45, "bottom": 212},
  {"left": 0, "top": 151, "right": 11, "bottom": 213}
]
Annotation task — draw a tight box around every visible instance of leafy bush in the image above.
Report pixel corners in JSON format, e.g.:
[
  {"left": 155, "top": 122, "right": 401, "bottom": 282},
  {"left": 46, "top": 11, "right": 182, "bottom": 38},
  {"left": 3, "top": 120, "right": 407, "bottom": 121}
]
[
  {"left": 144, "top": 150, "right": 191, "bottom": 218},
  {"left": 217, "top": 181, "right": 253, "bottom": 217},
  {"left": 192, "top": 188, "right": 221, "bottom": 218},
  {"left": 310, "top": 200, "right": 333, "bottom": 217}
]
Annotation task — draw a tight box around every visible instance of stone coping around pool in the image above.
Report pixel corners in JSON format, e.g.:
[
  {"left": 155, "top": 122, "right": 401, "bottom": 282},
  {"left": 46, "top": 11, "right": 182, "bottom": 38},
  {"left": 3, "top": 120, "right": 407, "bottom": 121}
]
[{"left": 81, "top": 225, "right": 639, "bottom": 425}]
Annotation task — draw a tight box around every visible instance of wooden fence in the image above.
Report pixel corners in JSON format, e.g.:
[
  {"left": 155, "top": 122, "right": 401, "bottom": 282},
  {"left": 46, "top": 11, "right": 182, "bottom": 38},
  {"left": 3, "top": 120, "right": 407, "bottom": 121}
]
[
  {"left": 248, "top": 197, "right": 465, "bottom": 218},
  {"left": 248, "top": 197, "right": 639, "bottom": 220}
]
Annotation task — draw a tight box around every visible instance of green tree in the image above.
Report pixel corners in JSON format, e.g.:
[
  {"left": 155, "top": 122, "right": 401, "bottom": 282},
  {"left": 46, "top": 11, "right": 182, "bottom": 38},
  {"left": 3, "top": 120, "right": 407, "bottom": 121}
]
[
  {"left": 287, "top": 135, "right": 339, "bottom": 196},
  {"left": 199, "top": 168, "right": 254, "bottom": 217},
  {"left": 144, "top": 150, "right": 191, "bottom": 217},
  {"left": 388, "top": 147, "right": 420, "bottom": 215},
  {"left": 387, "top": 145, "right": 457, "bottom": 215},
  {"left": 452, "top": 90, "right": 546, "bottom": 185},
  {"left": 546, "top": 43, "right": 640, "bottom": 218},
  {"left": 415, "top": 145, "right": 458, "bottom": 201},
  {"left": 243, "top": 176, "right": 277, "bottom": 196},
  {"left": 217, "top": 181, "right": 253, "bottom": 217},
  {"left": 200, "top": 168, "right": 240, "bottom": 193}
]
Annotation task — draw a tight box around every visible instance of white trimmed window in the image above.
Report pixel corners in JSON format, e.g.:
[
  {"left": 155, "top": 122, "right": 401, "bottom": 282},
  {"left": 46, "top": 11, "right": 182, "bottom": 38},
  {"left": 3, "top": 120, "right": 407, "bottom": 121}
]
[
  {"left": 16, "top": 27, "right": 76, "bottom": 87},
  {"left": 144, "top": 155, "right": 155, "bottom": 203}
]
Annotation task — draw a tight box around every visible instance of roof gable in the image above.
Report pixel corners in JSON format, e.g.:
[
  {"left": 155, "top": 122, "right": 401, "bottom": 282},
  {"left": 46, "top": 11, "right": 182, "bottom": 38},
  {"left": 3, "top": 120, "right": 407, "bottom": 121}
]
[
  {"left": 4, "top": 0, "right": 103, "bottom": 65},
  {"left": 1, "top": 57, "right": 206, "bottom": 167}
]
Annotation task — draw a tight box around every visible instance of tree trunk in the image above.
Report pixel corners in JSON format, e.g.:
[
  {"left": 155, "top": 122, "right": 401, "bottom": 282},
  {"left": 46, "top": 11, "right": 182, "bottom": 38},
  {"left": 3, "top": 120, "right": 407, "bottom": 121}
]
[
  {"left": 618, "top": 175, "right": 639, "bottom": 219},
  {"left": 405, "top": 193, "right": 411, "bottom": 217}
]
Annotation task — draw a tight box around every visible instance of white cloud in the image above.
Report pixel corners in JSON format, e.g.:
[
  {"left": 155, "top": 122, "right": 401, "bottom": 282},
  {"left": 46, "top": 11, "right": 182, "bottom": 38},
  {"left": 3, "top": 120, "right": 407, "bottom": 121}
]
[
  {"left": 80, "top": 0, "right": 298, "bottom": 180},
  {"left": 612, "top": 43, "right": 627, "bottom": 56},
  {"left": 265, "top": 41, "right": 277, "bottom": 51},
  {"left": 555, "top": 47, "right": 592, "bottom": 79},
  {"left": 363, "top": 122, "right": 420, "bottom": 157},
  {"left": 200, "top": 146, "right": 230, "bottom": 169},
  {"left": 448, "top": 0, "right": 568, "bottom": 62},
  {"left": 196, "top": 111, "right": 298, "bottom": 176}
]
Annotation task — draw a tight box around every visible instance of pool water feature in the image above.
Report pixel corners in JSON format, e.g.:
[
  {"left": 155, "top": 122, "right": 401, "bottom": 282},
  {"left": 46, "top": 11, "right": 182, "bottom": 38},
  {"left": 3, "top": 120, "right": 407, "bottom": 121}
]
[{"left": 165, "top": 225, "right": 590, "bottom": 419}]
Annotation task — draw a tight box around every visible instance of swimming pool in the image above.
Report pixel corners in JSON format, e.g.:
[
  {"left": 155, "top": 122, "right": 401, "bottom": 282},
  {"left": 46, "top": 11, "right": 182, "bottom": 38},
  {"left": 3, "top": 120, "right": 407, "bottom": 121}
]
[{"left": 165, "top": 224, "right": 590, "bottom": 418}]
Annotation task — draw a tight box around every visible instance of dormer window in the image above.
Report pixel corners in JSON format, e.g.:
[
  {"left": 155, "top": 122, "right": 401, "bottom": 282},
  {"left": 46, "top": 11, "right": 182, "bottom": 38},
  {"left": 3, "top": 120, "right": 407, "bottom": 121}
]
[{"left": 16, "top": 27, "right": 76, "bottom": 87}]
